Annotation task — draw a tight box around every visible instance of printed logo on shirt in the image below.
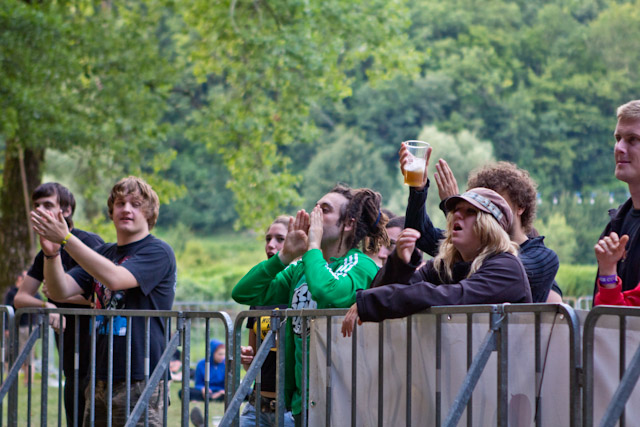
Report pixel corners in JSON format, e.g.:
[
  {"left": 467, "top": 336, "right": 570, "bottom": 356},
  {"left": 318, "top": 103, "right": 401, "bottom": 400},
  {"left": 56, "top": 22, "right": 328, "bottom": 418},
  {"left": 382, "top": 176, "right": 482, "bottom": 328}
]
[
  {"left": 93, "top": 255, "right": 130, "bottom": 337},
  {"left": 291, "top": 281, "right": 317, "bottom": 335}
]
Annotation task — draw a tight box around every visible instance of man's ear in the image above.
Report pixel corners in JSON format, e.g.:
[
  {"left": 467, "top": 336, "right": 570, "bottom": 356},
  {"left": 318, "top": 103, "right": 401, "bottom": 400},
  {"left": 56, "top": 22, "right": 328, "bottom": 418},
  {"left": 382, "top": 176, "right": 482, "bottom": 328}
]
[
  {"left": 343, "top": 217, "right": 356, "bottom": 232},
  {"left": 61, "top": 205, "right": 72, "bottom": 218}
]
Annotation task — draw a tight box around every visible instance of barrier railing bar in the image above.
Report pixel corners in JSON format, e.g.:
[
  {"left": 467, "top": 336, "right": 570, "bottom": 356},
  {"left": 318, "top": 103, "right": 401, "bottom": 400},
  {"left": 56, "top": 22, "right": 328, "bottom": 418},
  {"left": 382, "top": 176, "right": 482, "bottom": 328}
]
[
  {"left": 505, "top": 303, "right": 582, "bottom": 427},
  {"left": 466, "top": 314, "right": 473, "bottom": 427},
  {"left": 204, "top": 318, "right": 211, "bottom": 427},
  {"left": 162, "top": 318, "right": 170, "bottom": 427},
  {"left": 497, "top": 310, "right": 508, "bottom": 427},
  {"left": 443, "top": 310, "right": 502, "bottom": 427},
  {"left": 27, "top": 318, "right": 33, "bottom": 427},
  {"left": 301, "top": 315, "right": 308, "bottom": 427},
  {"left": 107, "top": 316, "right": 114, "bottom": 427},
  {"left": 326, "top": 315, "right": 332, "bottom": 427},
  {"left": 73, "top": 315, "right": 80, "bottom": 427},
  {"left": 599, "top": 341, "right": 640, "bottom": 427},
  {"left": 0, "top": 324, "right": 41, "bottom": 401},
  {"left": 231, "top": 314, "right": 243, "bottom": 427},
  {"left": 89, "top": 316, "right": 96, "bottom": 426},
  {"left": 436, "top": 314, "right": 442, "bottom": 427},
  {"left": 350, "top": 317, "right": 357, "bottom": 427},
  {"left": 58, "top": 320, "right": 63, "bottom": 427},
  {"left": 255, "top": 313, "right": 262, "bottom": 427},
  {"left": 619, "top": 316, "right": 626, "bottom": 427},
  {"left": 406, "top": 315, "right": 412, "bottom": 427},
  {"left": 218, "top": 330, "right": 275, "bottom": 427},
  {"left": 124, "top": 330, "right": 180, "bottom": 427},
  {"left": 377, "top": 321, "right": 384, "bottom": 427},
  {"left": 180, "top": 317, "right": 190, "bottom": 426},
  {"left": 125, "top": 316, "right": 132, "bottom": 421},
  {"left": 274, "top": 313, "right": 286, "bottom": 427},
  {"left": 144, "top": 316, "right": 151, "bottom": 427},
  {"left": 535, "top": 312, "right": 541, "bottom": 427},
  {"left": 41, "top": 314, "right": 49, "bottom": 427}
]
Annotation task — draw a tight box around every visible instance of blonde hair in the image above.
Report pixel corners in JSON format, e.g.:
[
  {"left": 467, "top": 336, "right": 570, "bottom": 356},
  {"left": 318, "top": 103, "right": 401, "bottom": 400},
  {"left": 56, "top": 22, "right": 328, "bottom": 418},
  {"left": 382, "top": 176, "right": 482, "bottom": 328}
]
[
  {"left": 617, "top": 100, "right": 640, "bottom": 121},
  {"left": 433, "top": 211, "right": 518, "bottom": 281}
]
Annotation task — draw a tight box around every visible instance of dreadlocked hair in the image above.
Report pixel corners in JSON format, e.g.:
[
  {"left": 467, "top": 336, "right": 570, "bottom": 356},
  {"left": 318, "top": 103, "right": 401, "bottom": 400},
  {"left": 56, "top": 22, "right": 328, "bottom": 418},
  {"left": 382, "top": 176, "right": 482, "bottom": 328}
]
[{"left": 329, "top": 184, "right": 389, "bottom": 254}]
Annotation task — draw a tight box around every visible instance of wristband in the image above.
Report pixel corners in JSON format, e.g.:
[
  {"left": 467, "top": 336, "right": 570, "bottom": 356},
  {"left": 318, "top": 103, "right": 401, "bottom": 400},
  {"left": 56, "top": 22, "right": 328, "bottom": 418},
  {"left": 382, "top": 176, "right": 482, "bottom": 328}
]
[
  {"left": 598, "top": 274, "right": 618, "bottom": 285},
  {"left": 42, "top": 301, "right": 47, "bottom": 308},
  {"left": 61, "top": 232, "right": 72, "bottom": 247},
  {"left": 44, "top": 251, "right": 60, "bottom": 260}
]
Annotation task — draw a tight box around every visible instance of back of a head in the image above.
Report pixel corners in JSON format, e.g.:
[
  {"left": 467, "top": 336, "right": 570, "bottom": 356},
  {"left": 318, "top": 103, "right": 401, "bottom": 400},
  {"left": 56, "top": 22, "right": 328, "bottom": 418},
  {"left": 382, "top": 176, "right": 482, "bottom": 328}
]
[
  {"left": 330, "top": 184, "right": 389, "bottom": 254},
  {"left": 617, "top": 100, "right": 640, "bottom": 121},
  {"left": 466, "top": 162, "right": 537, "bottom": 233},
  {"left": 32, "top": 182, "right": 76, "bottom": 228},
  {"left": 387, "top": 215, "right": 405, "bottom": 230},
  {"left": 108, "top": 176, "right": 160, "bottom": 230}
]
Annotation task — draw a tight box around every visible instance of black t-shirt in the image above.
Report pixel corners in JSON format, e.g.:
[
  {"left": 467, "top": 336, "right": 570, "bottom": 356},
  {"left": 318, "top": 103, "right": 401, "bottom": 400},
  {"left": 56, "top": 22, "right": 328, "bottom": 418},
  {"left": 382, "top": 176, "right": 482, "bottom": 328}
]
[
  {"left": 618, "top": 208, "right": 640, "bottom": 292},
  {"left": 68, "top": 234, "right": 177, "bottom": 381},
  {"left": 26, "top": 227, "right": 104, "bottom": 376},
  {"left": 246, "top": 305, "right": 288, "bottom": 393}
]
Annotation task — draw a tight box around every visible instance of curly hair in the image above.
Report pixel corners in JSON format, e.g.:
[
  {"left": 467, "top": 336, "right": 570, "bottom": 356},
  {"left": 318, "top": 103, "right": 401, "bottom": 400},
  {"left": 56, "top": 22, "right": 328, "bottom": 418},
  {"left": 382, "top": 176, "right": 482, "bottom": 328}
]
[
  {"left": 107, "top": 176, "right": 160, "bottom": 230},
  {"left": 466, "top": 162, "right": 537, "bottom": 234},
  {"left": 329, "top": 184, "right": 389, "bottom": 254},
  {"left": 433, "top": 210, "right": 518, "bottom": 281}
]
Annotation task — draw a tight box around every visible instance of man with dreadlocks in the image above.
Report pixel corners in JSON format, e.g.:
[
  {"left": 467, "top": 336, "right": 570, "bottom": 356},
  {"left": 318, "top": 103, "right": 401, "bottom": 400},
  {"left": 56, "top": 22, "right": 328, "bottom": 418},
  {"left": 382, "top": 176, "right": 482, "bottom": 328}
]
[{"left": 233, "top": 184, "right": 388, "bottom": 425}]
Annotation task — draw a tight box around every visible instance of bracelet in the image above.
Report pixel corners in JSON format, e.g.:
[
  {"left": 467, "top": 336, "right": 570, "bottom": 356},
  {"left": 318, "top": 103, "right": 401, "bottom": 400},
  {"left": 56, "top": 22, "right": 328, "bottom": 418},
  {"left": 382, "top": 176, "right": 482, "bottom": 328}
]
[
  {"left": 61, "top": 232, "right": 72, "bottom": 247},
  {"left": 598, "top": 274, "right": 618, "bottom": 285},
  {"left": 44, "top": 251, "right": 60, "bottom": 260},
  {"left": 42, "top": 301, "right": 47, "bottom": 308}
]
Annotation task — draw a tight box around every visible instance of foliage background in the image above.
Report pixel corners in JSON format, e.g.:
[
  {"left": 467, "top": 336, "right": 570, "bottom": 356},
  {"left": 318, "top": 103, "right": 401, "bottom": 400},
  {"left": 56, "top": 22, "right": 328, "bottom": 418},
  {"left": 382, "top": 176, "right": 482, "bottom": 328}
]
[{"left": 3, "top": 0, "right": 640, "bottom": 297}]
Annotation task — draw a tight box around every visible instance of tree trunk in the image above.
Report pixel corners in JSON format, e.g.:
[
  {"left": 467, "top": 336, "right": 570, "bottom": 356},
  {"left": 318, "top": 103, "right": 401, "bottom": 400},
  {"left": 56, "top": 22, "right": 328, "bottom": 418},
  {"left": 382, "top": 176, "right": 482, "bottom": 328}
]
[{"left": 0, "top": 139, "right": 44, "bottom": 297}]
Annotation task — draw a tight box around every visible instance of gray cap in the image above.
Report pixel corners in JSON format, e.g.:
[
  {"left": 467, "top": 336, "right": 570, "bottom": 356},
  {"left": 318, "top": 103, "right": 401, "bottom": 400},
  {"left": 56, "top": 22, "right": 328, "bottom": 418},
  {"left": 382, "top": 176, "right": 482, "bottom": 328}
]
[{"left": 444, "top": 187, "right": 513, "bottom": 232}]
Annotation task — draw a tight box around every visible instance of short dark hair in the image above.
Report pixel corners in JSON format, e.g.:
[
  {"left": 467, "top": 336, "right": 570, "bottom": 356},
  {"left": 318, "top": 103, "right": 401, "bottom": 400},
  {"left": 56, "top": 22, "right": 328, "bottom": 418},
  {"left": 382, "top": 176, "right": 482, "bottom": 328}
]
[
  {"left": 32, "top": 182, "right": 76, "bottom": 228},
  {"left": 387, "top": 216, "right": 405, "bottom": 229}
]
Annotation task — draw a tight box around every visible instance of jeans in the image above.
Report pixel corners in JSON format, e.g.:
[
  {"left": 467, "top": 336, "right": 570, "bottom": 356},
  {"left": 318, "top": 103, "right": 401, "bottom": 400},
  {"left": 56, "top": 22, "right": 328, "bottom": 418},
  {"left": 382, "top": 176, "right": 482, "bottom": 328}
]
[{"left": 240, "top": 402, "right": 295, "bottom": 427}]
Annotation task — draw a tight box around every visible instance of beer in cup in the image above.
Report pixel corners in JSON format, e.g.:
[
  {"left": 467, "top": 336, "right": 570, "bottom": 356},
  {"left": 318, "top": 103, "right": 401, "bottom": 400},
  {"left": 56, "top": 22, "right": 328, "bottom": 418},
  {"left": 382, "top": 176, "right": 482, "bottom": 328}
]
[{"left": 403, "top": 140, "right": 430, "bottom": 186}]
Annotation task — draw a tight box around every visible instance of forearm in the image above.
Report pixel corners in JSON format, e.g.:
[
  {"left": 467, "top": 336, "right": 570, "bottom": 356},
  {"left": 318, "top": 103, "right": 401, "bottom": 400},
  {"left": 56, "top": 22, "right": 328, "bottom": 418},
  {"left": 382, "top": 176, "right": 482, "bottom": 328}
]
[
  {"left": 50, "top": 294, "right": 92, "bottom": 306},
  {"left": 405, "top": 185, "right": 444, "bottom": 257},
  {"left": 232, "top": 256, "right": 289, "bottom": 305},
  {"left": 371, "top": 250, "right": 422, "bottom": 288},
  {"left": 63, "top": 235, "right": 137, "bottom": 291},
  {"left": 43, "top": 255, "right": 81, "bottom": 300}
]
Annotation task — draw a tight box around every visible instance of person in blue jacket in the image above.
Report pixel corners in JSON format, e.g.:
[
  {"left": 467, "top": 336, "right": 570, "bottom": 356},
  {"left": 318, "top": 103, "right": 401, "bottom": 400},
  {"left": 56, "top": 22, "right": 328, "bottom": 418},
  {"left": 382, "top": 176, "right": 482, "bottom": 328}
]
[{"left": 193, "top": 339, "right": 226, "bottom": 401}]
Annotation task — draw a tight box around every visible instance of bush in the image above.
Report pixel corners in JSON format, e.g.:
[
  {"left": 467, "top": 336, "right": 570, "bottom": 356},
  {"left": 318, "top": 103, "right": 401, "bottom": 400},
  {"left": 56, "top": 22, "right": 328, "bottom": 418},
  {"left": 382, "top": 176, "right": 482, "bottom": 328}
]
[{"left": 556, "top": 264, "right": 597, "bottom": 297}]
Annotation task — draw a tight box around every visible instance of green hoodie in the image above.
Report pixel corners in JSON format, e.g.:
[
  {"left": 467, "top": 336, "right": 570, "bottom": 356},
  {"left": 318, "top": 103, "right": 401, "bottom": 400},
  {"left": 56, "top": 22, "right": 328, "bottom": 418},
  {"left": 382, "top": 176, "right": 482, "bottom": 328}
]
[{"left": 232, "top": 248, "right": 378, "bottom": 415}]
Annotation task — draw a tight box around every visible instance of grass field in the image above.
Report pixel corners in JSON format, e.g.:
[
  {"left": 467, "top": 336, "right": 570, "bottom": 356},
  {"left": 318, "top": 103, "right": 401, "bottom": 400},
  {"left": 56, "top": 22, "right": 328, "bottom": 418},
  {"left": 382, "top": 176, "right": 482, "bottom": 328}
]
[{"left": 6, "top": 373, "right": 228, "bottom": 425}]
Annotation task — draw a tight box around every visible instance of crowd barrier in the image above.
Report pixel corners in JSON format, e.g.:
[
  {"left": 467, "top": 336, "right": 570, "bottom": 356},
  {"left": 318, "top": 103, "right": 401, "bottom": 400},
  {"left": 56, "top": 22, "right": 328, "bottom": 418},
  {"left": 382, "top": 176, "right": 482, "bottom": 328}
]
[{"left": 0, "top": 303, "right": 639, "bottom": 426}]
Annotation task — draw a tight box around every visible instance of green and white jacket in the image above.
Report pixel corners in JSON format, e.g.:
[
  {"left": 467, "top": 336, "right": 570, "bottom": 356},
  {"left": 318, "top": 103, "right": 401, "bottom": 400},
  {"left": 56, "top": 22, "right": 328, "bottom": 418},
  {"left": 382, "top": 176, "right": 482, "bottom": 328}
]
[{"left": 232, "top": 247, "right": 378, "bottom": 415}]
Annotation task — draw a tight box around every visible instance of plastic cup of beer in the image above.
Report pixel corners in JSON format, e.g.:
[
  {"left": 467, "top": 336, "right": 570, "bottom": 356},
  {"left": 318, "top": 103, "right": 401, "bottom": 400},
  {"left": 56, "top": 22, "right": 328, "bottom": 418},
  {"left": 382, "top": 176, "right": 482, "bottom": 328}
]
[{"left": 403, "top": 140, "right": 430, "bottom": 186}]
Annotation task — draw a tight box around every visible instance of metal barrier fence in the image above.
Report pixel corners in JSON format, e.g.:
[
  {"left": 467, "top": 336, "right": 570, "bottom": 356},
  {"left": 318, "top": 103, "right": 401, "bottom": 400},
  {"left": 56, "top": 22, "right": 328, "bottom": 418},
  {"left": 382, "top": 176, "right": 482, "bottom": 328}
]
[
  {"left": 583, "top": 305, "right": 640, "bottom": 427},
  {"left": 4, "top": 303, "right": 640, "bottom": 426},
  {"left": 0, "top": 307, "right": 232, "bottom": 427},
  {"left": 226, "top": 304, "right": 582, "bottom": 427}
]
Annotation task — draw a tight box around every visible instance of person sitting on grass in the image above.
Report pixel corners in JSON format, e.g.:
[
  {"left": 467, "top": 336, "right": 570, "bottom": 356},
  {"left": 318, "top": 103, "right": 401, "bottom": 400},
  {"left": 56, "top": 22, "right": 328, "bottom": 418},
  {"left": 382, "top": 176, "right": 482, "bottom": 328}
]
[{"left": 194, "top": 339, "right": 226, "bottom": 401}]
